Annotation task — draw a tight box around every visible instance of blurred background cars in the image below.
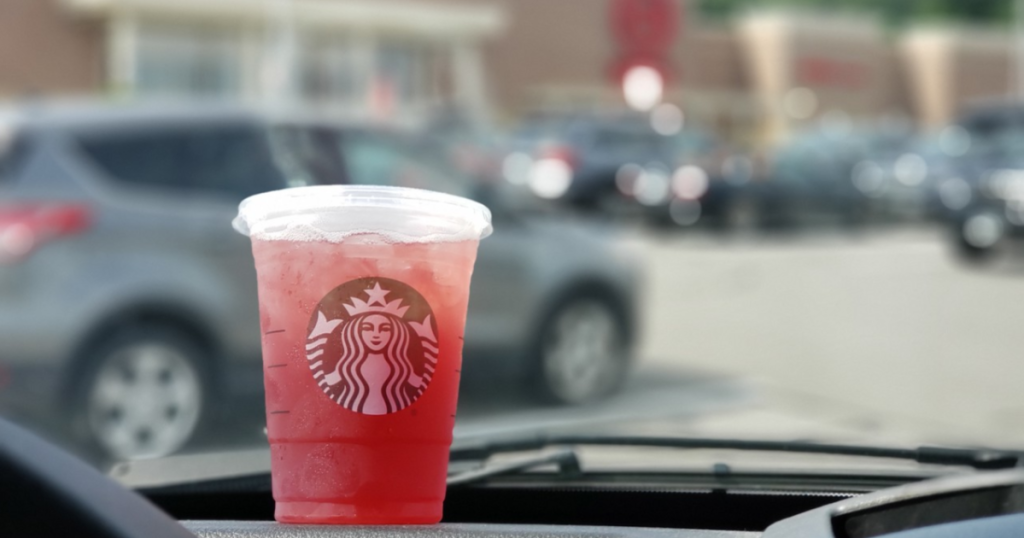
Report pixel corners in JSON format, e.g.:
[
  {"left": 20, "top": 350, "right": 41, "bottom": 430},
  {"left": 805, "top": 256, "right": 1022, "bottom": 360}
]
[
  {"left": 0, "top": 101, "right": 639, "bottom": 462},
  {"left": 271, "top": 119, "right": 640, "bottom": 405},
  {"left": 5, "top": 0, "right": 1024, "bottom": 474},
  {"left": 0, "top": 103, "right": 278, "bottom": 461},
  {"left": 936, "top": 121, "right": 1024, "bottom": 263},
  {"left": 503, "top": 112, "right": 678, "bottom": 216}
]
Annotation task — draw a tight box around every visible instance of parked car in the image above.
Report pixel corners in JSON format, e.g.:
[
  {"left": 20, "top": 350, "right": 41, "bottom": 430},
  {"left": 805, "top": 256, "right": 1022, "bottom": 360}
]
[
  {"left": 0, "top": 102, "right": 278, "bottom": 462},
  {"left": 269, "top": 119, "right": 640, "bottom": 402},
  {"left": 935, "top": 129, "right": 1024, "bottom": 262},
  {"left": 669, "top": 124, "right": 880, "bottom": 232},
  {"left": 758, "top": 126, "right": 874, "bottom": 229},
  {"left": 0, "top": 101, "right": 639, "bottom": 462},
  {"left": 844, "top": 127, "right": 936, "bottom": 221},
  {"left": 659, "top": 131, "right": 764, "bottom": 230},
  {"left": 912, "top": 101, "right": 1024, "bottom": 261},
  {"left": 504, "top": 112, "right": 678, "bottom": 214}
]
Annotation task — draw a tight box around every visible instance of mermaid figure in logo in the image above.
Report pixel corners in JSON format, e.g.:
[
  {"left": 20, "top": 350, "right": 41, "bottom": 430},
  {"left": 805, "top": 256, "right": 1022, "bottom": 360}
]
[{"left": 321, "top": 283, "right": 429, "bottom": 415}]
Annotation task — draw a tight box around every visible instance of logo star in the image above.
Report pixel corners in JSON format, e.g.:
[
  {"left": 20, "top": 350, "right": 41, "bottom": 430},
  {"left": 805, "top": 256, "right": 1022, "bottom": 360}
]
[{"left": 364, "top": 282, "right": 390, "bottom": 306}]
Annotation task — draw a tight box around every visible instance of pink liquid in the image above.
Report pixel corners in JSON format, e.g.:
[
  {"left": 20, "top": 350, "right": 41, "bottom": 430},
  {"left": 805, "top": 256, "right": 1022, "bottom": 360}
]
[{"left": 251, "top": 237, "right": 480, "bottom": 524}]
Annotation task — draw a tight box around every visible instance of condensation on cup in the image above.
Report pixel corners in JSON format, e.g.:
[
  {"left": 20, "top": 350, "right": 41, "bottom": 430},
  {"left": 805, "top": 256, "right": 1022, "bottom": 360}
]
[{"left": 233, "top": 185, "right": 492, "bottom": 524}]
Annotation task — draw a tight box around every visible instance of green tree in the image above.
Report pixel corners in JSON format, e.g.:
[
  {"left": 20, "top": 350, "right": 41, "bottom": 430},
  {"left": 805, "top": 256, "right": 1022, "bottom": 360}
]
[{"left": 697, "top": 0, "right": 1012, "bottom": 28}]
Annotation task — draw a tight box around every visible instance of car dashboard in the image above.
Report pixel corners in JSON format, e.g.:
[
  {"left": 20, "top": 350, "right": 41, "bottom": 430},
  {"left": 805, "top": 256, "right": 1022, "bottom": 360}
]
[
  {"left": 4, "top": 415, "right": 1024, "bottom": 538},
  {"left": 166, "top": 469, "right": 1024, "bottom": 538},
  {"left": 182, "top": 522, "right": 754, "bottom": 538}
]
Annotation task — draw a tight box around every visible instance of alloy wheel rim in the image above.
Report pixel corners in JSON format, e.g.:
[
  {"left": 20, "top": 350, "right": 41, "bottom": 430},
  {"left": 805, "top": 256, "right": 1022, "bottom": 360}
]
[
  {"left": 86, "top": 343, "right": 202, "bottom": 460},
  {"left": 543, "top": 301, "right": 622, "bottom": 403}
]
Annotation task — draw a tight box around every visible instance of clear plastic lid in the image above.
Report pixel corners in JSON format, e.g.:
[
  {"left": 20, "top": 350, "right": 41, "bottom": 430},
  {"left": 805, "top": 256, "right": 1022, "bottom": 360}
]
[{"left": 233, "top": 185, "right": 493, "bottom": 243}]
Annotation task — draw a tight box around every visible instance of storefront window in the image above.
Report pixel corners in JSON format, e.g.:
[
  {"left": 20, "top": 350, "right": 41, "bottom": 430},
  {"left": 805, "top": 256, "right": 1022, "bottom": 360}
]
[
  {"left": 300, "top": 37, "right": 448, "bottom": 117},
  {"left": 136, "top": 23, "right": 242, "bottom": 98},
  {"left": 301, "top": 36, "right": 366, "bottom": 108}
]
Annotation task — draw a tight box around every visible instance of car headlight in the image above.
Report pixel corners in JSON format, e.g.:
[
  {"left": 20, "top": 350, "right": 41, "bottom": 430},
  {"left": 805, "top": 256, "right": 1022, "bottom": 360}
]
[
  {"left": 672, "top": 165, "right": 709, "bottom": 200},
  {"left": 634, "top": 167, "right": 671, "bottom": 206},
  {"left": 984, "top": 169, "right": 1024, "bottom": 201},
  {"left": 528, "top": 158, "right": 573, "bottom": 199},
  {"left": 851, "top": 161, "right": 886, "bottom": 197},
  {"left": 503, "top": 152, "right": 533, "bottom": 185}
]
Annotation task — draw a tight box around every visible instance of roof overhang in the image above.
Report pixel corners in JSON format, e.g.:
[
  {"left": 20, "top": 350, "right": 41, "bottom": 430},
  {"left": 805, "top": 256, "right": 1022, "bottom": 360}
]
[{"left": 61, "top": 0, "right": 505, "bottom": 39}]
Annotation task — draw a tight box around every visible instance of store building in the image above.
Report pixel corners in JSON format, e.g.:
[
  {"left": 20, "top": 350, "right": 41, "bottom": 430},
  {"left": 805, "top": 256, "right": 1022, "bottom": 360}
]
[
  {"left": 0, "top": 0, "right": 503, "bottom": 120},
  {"left": 0, "top": 0, "right": 1017, "bottom": 147}
]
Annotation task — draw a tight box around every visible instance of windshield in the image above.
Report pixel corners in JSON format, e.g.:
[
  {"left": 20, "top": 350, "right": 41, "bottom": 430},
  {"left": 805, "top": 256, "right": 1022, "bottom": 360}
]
[{"left": 1, "top": 0, "right": 1022, "bottom": 484}]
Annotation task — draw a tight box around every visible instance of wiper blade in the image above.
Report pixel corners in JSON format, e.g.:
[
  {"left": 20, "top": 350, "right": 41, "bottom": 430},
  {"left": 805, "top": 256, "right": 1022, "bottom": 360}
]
[
  {"left": 447, "top": 448, "right": 581, "bottom": 487},
  {"left": 449, "top": 435, "right": 1021, "bottom": 471}
]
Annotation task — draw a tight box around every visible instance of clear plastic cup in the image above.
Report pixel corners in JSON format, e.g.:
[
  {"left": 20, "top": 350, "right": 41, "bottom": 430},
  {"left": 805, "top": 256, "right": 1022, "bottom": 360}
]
[{"left": 233, "top": 185, "right": 491, "bottom": 524}]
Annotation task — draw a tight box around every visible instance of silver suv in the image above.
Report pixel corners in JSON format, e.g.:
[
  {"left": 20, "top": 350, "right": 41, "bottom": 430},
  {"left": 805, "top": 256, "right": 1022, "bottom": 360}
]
[{"left": 0, "top": 102, "right": 639, "bottom": 462}]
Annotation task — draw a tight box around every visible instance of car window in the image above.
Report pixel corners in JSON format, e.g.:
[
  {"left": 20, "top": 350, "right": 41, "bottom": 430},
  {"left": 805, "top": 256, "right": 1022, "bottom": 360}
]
[
  {"left": 0, "top": 126, "right": 29, "bottom": 183},
  {"left": 9, "top": 0, "right": 1024, "bottom": 496},
  {"left": 340, "top": 132, "right": 470, "bottom": 197},
  {"left": 591, "top": 125, "right": 664, "bottom": 154},
  {"left": 268, "top": 126, "right": 347, "bottom": 187},
  {"left": 78, "top": 124, "right": 285, "bottom": 199}
]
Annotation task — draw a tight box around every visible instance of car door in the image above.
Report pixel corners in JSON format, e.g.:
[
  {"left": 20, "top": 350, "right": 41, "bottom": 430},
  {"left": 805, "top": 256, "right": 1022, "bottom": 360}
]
[
  {"left": 334, "top": 130, "right": 532, "bottom": 353},
  {"left": 175, "top": 123, "right": 288, "bottom": 380},
  {"left": 80, "top": 121, "right": 286, "bottom": 367}
]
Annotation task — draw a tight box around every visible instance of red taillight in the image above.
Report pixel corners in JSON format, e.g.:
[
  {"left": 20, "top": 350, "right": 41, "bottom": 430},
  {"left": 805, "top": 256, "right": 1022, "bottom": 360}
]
[
  {"left": 538, "top": 145, "right": 577, "bottom": 170},
  {"left": 0, "top": 203, "right": 92, "bottom": 264}
]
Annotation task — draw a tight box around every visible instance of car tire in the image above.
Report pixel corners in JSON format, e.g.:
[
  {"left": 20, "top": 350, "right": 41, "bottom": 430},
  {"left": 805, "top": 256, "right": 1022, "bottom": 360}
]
[
  {"left": 71, "top": 325, "right": 211, "bottom": 461},
  {"left": 531, "top": 295, "right": 631, "bottom": 405},
  {"left": 724, "top": 196, "right": 759, "bottom": 231},
  {"left": 952, "top": 212, "right": 1002, "bottom": 265}
]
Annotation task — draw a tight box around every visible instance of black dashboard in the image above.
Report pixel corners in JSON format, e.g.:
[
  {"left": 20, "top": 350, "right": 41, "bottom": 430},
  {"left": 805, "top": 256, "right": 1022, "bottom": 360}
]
[
  {"left": 152, "top": 470, "right": 1024, "bottom": 538},
  {"left": 182, "top": 522, "right": 755, "bottom": 538},
  {"left": 4, "top": 414, "right": 1024, "bottom": 538}
]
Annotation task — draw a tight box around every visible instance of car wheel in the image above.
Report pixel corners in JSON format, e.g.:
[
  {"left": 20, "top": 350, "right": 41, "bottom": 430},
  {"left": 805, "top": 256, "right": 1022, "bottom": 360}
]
[
  {"left": 725, "top": 196, "right": 759, "bottom": 231},
  {"left": 533, "top": 296, "right": 630, "bottom": 405},
  {"left": 73, "top": 326, "right": 209, "bottom": 461},
  {"left": 953, "top": 212, "right": 1003, "bottom": 264}
]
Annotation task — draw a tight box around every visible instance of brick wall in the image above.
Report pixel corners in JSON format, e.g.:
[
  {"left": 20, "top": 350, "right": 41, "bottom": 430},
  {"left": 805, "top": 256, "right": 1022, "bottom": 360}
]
[{"left": 0, "top": 0, "right": 103, "bottom": 98}]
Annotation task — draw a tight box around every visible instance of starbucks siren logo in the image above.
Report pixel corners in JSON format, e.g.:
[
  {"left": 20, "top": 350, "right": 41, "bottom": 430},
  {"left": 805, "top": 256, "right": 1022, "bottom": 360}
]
[{"left": 306, "top": 278, "right": 439, "bottom": 415}]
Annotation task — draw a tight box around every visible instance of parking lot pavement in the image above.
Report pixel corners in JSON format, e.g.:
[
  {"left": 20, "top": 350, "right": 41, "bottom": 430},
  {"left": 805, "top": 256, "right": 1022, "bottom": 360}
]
[
  {"left": 636, "top": 227, "right": 1024, "bottom": 448},
  {"left": 454, "top": 366, "right": 753, "bottom": 441},
  {"left": 186, "top": 226, "right": 1024, "bottom": 457}
]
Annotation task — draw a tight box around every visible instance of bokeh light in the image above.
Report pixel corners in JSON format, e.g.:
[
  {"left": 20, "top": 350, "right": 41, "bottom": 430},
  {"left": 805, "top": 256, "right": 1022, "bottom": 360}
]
[
  {"left": 634, "top": 167, "right": 671, "bottom": 206},
  {"left": 502, "top": 152, "right": 533, "bottom": 185},
  {"left": 893, "top": 153, "right": 927, "bottom": 186},
  {"left": 623, "top": 66, "right": 664, "bottom": 111},
  {"left": 669, "top": 199, "right": 701, "bottom": 226},
  {"left": 528, "top": 158, "right": 573, "bottom": 199},
  {"left": 939, "top": 178, "right": 972, "bottom": 210},
  {"left": 852, "top": 161, "right": 886, "bottom": 197},
  {"left": 963, "top": 213, "right": 1002, "bottom": 248},
  {"left": 650, "top": 103, "right": 683, "bottom": 135},
  {"left": 939, "top": 125, "right": 971, "bottom": 157},
  {"left": 672, "top": 165, "right": 709, "bottom": 200}
]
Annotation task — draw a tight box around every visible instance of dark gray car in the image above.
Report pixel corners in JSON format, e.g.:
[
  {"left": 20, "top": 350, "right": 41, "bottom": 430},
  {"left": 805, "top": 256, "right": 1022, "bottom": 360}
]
[{"left": 0, "top": 102, "right": 639, "bottom": 461}]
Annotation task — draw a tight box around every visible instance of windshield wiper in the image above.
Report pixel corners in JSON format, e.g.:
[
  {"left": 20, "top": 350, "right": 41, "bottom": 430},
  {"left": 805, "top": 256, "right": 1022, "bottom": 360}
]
[
  {"left": 447, "top": 448, "right": 581, "bottom": 486},
  {"left": 449, "top": 434, "right": 1021, "bottom": 471}
]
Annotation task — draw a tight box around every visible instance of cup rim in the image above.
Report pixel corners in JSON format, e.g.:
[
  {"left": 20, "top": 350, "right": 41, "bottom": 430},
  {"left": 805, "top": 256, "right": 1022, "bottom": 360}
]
[{"left": 233, "top": 185, "right": 493, "bottom": 241}]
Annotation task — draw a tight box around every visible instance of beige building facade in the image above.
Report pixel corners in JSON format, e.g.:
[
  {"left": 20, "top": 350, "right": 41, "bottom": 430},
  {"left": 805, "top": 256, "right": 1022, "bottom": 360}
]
[{"left": 0, "top": 1, "right": 1017, "bottom": 147}]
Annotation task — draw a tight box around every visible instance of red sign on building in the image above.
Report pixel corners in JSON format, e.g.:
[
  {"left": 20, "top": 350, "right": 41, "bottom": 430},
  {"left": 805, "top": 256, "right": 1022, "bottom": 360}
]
[
  {"left": 796, "top": 57, "right": 869, "bottom": 89},
  {"left": 608, "top": 0, "right": 681, "bottom": 86}
]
